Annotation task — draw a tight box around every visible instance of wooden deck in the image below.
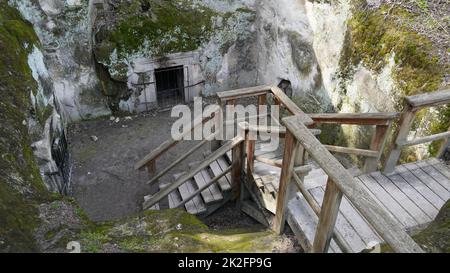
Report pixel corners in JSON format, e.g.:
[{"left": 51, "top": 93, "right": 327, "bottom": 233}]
[{"left": 249, "top": 144, "right": 450, "bottom": 252}]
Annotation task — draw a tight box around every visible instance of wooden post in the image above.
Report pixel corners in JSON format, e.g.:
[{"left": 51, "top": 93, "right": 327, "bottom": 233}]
[
  {"left": 363, "top": 124, "right": 391, "bottom": 173},
  {"left": 211, "top": 99, "right": 224, "bottom": 151},
  {"left": 438, "top": 126, "right": 450, "bottom": 158},
  {"left": 312, "top": 178, "right": 343, "bottom": 253},
  {"left": 272, "top": 130, "right": 298, "bottom": 234},
  {"left": 383, "top": 106, "right": 417, "bottom": 173},
  {"left": 245, "top": 129, "right": 255, "bottom": 178},
  {"left": 226, "top": 99, "right": 236, "bottom": 140},
  {"left": 231, "top": 138, "right": 245, "bottom": 200}
]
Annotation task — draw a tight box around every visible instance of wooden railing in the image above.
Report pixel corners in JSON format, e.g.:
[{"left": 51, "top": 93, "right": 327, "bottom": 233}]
[
  {"left": 279, "top": 115, "right": 423, "bottom": 253},
  {"left": 383, "top": 89, "right": 450, "bottom": 173},
  {"left": 142, "top": 136, "right": 245, "bottom": 209},
  {"left": 218, "top": 85, "right": 423, "bottom": 253},
  {"left": 134, "top": 105, "right": 221, "bottom": 173},
  {"left": 309, "top": 113, "right": 399, "bottom": 173}
]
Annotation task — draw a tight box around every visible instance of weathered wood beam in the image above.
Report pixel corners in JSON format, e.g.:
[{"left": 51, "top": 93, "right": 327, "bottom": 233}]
[
  {"left": 398, "top": 131, "right": 450, "bottom": 147},
  {"left": 175, "top": 165, "right": 231, "bottom": 209},
  {"left": 309, "top": 112, "right": 399, "bottom": 126},
  {"left": 142, "top": 136, "right": 244, "bottom": 210},
  {"left": 283, "top": 115, "right": 423, "bottom": 253},
  {"left": 363, "top": 124, "right": 391, "bottom": 173},
  {"left": 146, "top": 140, "right": 208, "bottom": 186},
  {"left": 324, "top": 145, "right": 379, "bottom": 158},
  {"left": 312, "top": 178, "right": 343, "bottom": 253},
  {"left": 405, "top": 89, "right": 450, "bottom": 109},
  {"left": 217, "top": 85, "right": 271, "bottom": 101},
  {"left": 272, "top": 131, "right": 298, "bottom": 234}
]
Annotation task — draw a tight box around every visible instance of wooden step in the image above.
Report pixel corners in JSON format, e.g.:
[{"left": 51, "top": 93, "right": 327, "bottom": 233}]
[
  {"left": 209, "top": 160, "right": 231, "bottom": 191},
  {"left": 287, "top": 190, "right": 382, "bottom": 253},
  {"left": 174, "top": 174, "right": 207, "bottom": 215},
  {"left": 192, "top": 168, "right": 224, "bottom": 204},
  {"left": 158, "top": 181, "right": 183, "bottom": 209}
]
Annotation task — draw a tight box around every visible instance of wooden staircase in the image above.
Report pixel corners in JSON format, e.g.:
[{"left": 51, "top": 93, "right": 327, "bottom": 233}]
[
  {"left": 146, "top": 155, "right": 233, "bottom": 216},
  {"left": 135, "top": 85, "right": 450, "bottom": 253}
]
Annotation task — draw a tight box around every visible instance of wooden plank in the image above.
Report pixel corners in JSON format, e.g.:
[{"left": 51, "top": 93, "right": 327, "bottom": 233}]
[
  {"left": 176, "top": 174, "right": 206, "bottom": 214},
  {"left": 312, "top": 179, "right": 343, "bottom": 253},
  {"left": 383, "top": 106, "right": 417, "bottom": 174},
  {"left": 147, "top": 140, "right": 207, "bottom": 185},
  {"left": 177, "top": 166, "right": 231, "bottom": 212},
  {"left": 272, "top": 131, "right": 298, "bottom": 234},
  {"left": 261, "top": 175, "right": 277, "bottom": 194},
  {"left": 364, "top": 124, "right": 390, "bottom": 173},
  {"left": 209, "top": 161, "right": 231, "bottom": 191},
  {"left": 403, "top": 163, "right": 450, "bottom": 201},
  {"left": 254, "top": 177, "right": 264, "bottom": 189},
  {"left": 135, "top": 109, "right": 219, "bottom": 170},
  {"left": 142, "top": 137, "right": 244, "bottom": 209},
  {"left": 310, "top": 187, "right": 367, "bottom": 252},
  {"left": 193, "top": 171, "right": 217, "bottom": 204},
  {"left": 231, "top": 139, "right": 245, "bottom": 199},
  {"left": 405, "top": 89, "right": 450, "bottom": 108},
  {"left": 398, "top": 131, "right": 450, "bottom": 147},
  {"left": 427, "top": 158, "right": 450, "bottom": 179},
  {"left": 358, "top": 174, "right": 417, "bottom": 227},
  {"left": 241, "top": 201, "right": 270, "bottom": 227},
  {"left": 370, "top": 172, "right": 431, "bottom": 224},
  {"left": 217, "top": 85, "right": 271, "bottom": 101},
  {"left": 395, "top": 165, "right": 444, "bottom": 210},
  {"left": 200, "top": 169, "right": 223, "bottom": 201},
  {"left": 324, "top": 145, "right": 379, "bottom": 158},
  {"left": 309, "top": 112, "right": 399, "bottom": 126},
  {"left": 287, "top": 194, "right": 341, "bottom": 253},
  {"left": 415, "top": 161, "right": 450, "bottom": 192},
  {"left": 216, "top": 156, "right": 232, "bottom": 185},
  {"left": 338, "top": 194, "right": 383, "bottom": 245},
  {"left": 255, "top": 156, "right": 282, "bottom": 168},
  {"left": 168, "top": 191, "right": 182, "bottom": 209},
  {"left": 385, "top": 172, "right": 439, "bottom": 219}
]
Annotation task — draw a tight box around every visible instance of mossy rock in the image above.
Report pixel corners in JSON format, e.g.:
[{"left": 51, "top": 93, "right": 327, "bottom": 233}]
[
  {"left": 0, "top": 2, "right": 50, "bottom": 252},
  {"left": 342, "top": 1, "right": 445, "bottom": 96},
  {"left": 72, "top": 209, "right": 282, "bottom": 253}
]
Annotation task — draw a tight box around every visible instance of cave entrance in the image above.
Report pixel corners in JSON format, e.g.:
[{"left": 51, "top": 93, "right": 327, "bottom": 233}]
[{"left": 155, "top": 66, "right": 185, "bottom": 108}]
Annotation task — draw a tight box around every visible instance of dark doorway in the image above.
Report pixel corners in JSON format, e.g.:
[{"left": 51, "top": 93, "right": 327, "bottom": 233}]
[
  {"left": 278, "top": 79, "right": 293, "bottom": 98},
  {"left": 155, "top": 66, "right": 185, "bottom": 107}
]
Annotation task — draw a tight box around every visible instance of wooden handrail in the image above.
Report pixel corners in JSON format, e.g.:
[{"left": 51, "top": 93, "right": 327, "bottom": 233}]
[
  {"left": 146, "top": 140, "right": 208, "bottom": 186},
  {"left": 323, "top": 145, "right": 379, "bottom": 158},
  {"left": 135, "top": 105, "right": 220, "bottom": 170},
  {"left": 217, "top": 85, "right": 313, "bottom": 125},
  {"left": 217, "top": 85, "right": 272, "bottom": 101},
  {"left": 398, "top": 131, "right": 450, "bottom": 147},
  {"left": 405, "top": 88, "right": 450, "bottom": 109},
  {"left": 142, "top": 136, "right": 245, "bottom": 210},
  {"left": 309, "top": 112, "right": 399, "bottom": 126},
  {"left": 384, "top": 89, "right": 450, "bottom": 173},
  {"left": 282, "top": 115, "right": 423, "bottom": 253}
]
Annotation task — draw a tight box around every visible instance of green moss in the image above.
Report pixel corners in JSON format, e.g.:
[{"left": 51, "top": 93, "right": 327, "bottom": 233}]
[
  {"left": 95, "top": 0, "right": 217, "bottom": 64},
  {"left": 342, "top": 1, "right": 445, "bottom": 96},
  {"left": 0, "top": 2, "right": 49, "bottom": 252},
  {"left": 71, "top": 209, "right": 281, "bottom": 253}
]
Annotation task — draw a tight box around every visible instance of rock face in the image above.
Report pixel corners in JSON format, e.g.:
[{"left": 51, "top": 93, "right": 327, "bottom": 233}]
[
  {"left": 11, "top": 0, "right": 112, "bottom": 121},
  {"left": 0, "top": 3, "right": 58, "bottom": 251},
  {"left": 91, "top": 0, "right": 332, "bottom": 114}
]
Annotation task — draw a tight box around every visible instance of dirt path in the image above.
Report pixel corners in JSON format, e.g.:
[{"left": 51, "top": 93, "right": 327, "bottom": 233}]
[{"left": 68, "top": 109, "right": 213, "bottom": 221}]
